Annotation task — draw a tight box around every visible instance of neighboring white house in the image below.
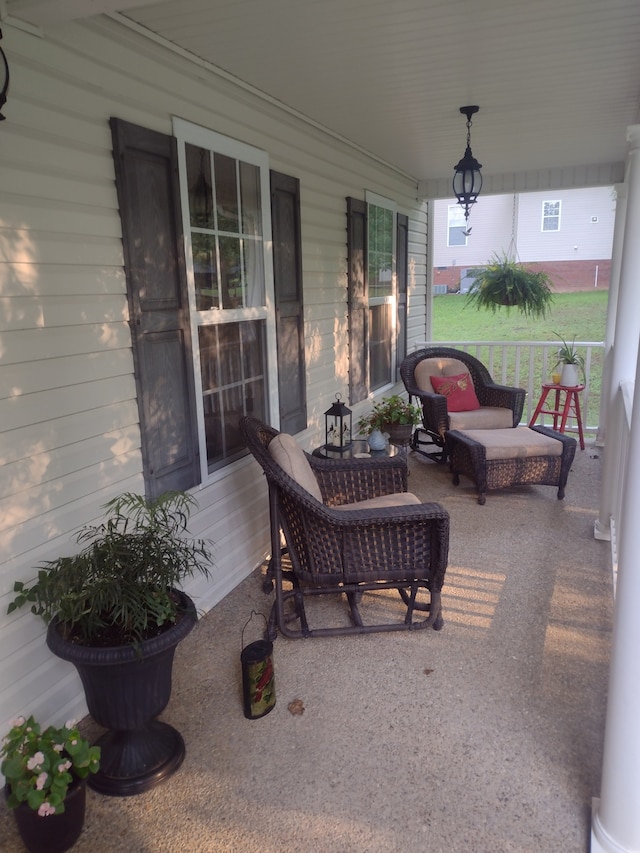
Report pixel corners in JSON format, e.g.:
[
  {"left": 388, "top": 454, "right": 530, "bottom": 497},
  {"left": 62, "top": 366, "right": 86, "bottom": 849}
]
[
  {"left": 0, "top": 16, "right": 428, "bottom": 735},
  {"left": 432, "top": 187, "right": 616, "bottom": 292}
]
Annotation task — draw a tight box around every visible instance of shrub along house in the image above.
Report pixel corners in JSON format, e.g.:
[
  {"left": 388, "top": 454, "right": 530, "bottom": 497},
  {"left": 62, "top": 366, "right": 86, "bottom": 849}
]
[{"left": 1, "top": 4, "right": 640, "bottom": 851}]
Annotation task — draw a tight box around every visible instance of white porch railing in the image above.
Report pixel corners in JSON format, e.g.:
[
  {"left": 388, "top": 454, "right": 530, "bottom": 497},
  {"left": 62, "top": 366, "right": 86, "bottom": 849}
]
[{"left": 414, "top": 340, "right": 605, "bottom": 433}]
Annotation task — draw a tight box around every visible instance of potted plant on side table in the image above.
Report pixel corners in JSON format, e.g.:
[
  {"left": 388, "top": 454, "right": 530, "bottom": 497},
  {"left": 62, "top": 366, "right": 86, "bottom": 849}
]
[
  {"left": 553, "top": 334, "right": 585, "bottom": 387},
  {"left": 8, "top": 491, "right": 212, "bottom": 798},
  {"left": 357, "top": 394, "right": 421, "bottom": 447},
  {"left": 2, "top": 714, "right": 100, "bottom": 853}
]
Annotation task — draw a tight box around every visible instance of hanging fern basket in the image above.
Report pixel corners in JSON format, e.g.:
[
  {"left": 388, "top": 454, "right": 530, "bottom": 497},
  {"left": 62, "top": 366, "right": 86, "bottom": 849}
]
[{"left": 465, "top": 253, "right": 554, "bottom": 319}]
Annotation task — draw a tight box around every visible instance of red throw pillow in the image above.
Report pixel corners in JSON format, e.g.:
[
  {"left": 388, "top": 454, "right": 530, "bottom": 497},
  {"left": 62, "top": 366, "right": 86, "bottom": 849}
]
[{"left": 430, "top": 372, "right": 480, "bottom": 412}]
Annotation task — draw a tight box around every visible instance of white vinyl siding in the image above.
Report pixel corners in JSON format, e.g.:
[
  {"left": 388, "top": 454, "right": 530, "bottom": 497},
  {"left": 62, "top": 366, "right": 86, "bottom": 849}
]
[
  {"left": 0, "top": 16, "right": 428, "bottom": 736},
  {"left": 432, "top": 188, "right": 615, "bottom": 268},
  {"left": 517, "top": 188, "right": 616, "bottom": 261}
]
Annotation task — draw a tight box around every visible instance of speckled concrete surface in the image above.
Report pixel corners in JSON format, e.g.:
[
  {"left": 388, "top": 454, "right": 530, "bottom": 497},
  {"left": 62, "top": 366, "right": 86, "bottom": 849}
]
[{"left": 0, "top": 444, "right": 612, "bottom": 853}]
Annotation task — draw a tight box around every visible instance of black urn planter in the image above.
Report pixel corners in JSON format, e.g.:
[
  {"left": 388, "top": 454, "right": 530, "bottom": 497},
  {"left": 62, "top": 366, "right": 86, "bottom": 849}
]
[
  {"left": 5, "top": 778, "right": 86, "bottom": 853},
  {"left": 46, "top": 590, "right": 196, "bottom": 798},
  {"left": 384, "top": 422, "right": 414, "bottom": 446}
]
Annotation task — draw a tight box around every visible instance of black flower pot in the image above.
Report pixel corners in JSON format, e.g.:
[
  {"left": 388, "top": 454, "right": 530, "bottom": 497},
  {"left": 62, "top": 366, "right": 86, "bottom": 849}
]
[
  {"left": 5, "top": 778, "right": 86, "bottom": 853},
  {"left": 46, "top": 590, "right": 196, "bottom": 798},
  {"left": 384, "top": 422, "right": 414, "bottom": 446}
]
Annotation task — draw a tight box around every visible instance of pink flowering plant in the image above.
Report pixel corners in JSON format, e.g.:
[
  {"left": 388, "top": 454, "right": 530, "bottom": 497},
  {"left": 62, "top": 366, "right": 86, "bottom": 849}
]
[{"left": 1, "top": 715, "right": 100, "bottom": 816}]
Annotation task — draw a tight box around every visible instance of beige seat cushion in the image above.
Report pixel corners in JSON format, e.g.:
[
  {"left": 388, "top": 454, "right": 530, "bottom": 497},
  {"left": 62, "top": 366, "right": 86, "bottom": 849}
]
[
  {"left": 458, "top": 427, "right": 563, "bottom": 461},
  {"left": 449, "top": 407, "right": 513, "bottom": 431},
  {"left": 268, "top": 433, "right": 322, "bottom": 501},
  {"left": 333, "top": 492, "right": 422, "bottom": 511},
  {"left": 414, "top": 357, "right": 469, "bottom": 392}
]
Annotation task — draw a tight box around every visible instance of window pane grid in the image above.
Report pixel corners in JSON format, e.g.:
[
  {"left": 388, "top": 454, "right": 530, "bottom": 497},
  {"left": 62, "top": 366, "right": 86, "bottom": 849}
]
[
  {"left": 186, "top": 144, "right": 265, "bottom": 311},
  {"left": 369, "top": 303, "right": 392, "bottom": 391},
  {"left": 367, "top": 201, "right": 395, "bottom": 388},
  {"left": 368, "top": 205, "right": 393, "bottom": 299},
  {"left": 178, "top": 121, "right": 275, "bottom": 481},
  {"left": 542, "top": 200, "right": 561, "bottom": 232},
  {"left": 198, "top": 321, "right": 267, "bottom": 472}
]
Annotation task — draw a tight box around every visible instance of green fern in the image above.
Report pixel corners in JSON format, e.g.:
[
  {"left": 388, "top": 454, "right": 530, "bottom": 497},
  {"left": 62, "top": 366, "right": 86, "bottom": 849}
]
[
  {"left": 465, "top": 253, "right": 554, "bottom": 319},
  {"left": 8, "top": 491, "right": 213, "bottom": 647}
]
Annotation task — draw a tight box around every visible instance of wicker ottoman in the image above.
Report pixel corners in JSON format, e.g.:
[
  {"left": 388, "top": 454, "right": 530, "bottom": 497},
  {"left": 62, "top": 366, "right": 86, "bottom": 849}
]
[{"left": 445, "top": 425, "right": 577, "bottom": 505}]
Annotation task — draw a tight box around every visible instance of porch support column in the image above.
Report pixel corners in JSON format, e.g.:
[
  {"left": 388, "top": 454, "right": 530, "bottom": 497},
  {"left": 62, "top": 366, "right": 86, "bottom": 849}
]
[
  {"left": 595, "top": 183, "right": 627, "bottom": 445},
  {"left": 591, "top": 334, "right": 640, "bottom": 852},
  {"left": 595, "top": 125, "right": 640, "bottom": 541},
  {"left": 425, "top": 199, "right": 436, "bottom": 343}
]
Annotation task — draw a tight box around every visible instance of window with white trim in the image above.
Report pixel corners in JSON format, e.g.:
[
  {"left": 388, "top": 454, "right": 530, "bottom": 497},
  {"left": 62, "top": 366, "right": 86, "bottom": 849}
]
[
  {"left": 367, "top": 193, "right": 396, "bottom": 391},
  {"left": 175, "top": 119, "right": 278, "bottom": 480},
  {"left": 542, "top": 200, "right": 561, "bottom": 232},
  {"left": 447, "top": 204, "right": 468, "bottom": 246}
]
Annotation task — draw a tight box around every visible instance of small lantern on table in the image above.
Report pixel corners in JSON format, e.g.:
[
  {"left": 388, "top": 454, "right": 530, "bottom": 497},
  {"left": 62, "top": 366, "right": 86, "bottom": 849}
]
[{"left": 324, "top": 393, "right": 352, "bottom": 452}]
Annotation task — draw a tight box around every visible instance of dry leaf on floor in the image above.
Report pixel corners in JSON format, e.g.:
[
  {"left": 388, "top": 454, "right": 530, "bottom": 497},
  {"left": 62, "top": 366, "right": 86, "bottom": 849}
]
[{"left": 288, "top": 698, "right": 305, "bottom": 715}]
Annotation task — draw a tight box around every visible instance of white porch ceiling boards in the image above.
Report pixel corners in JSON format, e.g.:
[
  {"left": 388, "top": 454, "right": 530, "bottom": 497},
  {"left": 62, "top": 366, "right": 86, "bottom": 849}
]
[{"left": 7, "top": 0, "right": 640, "bottom": 193}]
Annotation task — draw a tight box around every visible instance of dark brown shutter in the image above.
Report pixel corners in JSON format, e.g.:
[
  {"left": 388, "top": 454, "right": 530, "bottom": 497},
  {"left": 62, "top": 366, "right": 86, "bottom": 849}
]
[
  {"left": 396, "top": 213, "right": 409, "bottom": 381},
  {"left": 270, "top": 171, "right": 307, "bottom": 434},
  {"left": 110, "top": 118, "right": 200, "bottom": 497},
  {"left": 346, "top": 197, "right": 368, "bottom": 403}
]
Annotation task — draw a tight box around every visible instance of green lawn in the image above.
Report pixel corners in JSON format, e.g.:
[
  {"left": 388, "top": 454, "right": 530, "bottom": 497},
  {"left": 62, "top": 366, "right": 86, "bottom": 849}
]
[
  {"left": 430, "top": 290, "right": 609, "bottom": 429},
  {"left": 432, "top": 290, "right": 608, "bottom": 343}
]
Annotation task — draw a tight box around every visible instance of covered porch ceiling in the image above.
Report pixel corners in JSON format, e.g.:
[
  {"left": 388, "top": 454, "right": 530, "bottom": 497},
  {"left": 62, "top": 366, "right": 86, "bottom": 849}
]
[{"left": 6, "top": 0, "right": 640, "bottom": 196}]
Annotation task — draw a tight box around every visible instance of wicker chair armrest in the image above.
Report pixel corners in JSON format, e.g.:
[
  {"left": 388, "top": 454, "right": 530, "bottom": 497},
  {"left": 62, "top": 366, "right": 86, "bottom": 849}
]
[
  {"left": 475, "top": 383, "right": 526, "bottom": 425},
  {"left": 308, "top": 452, "right": 408, "bottom": 504},
  {"left": 408, "top": 389, "right": 449, "bottom": 436},
  {"left": 322, "top": 499, "right": 448, "bottom": 526}
]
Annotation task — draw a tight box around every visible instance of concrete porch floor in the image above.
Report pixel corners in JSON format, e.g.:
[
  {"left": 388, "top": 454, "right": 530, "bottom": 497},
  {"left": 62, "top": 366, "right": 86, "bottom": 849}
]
[{"left": 0, "top": 442, "right": 612, "bottom": 852}]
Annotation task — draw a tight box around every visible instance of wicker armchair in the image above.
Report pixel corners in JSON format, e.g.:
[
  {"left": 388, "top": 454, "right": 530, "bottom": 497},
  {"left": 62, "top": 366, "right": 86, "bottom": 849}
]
[
  {"left": 239, "top": 416, "right": 449, "bottom": 639},
  {"left": 401, "top": 346, "right": 526, "bottom": 463}
]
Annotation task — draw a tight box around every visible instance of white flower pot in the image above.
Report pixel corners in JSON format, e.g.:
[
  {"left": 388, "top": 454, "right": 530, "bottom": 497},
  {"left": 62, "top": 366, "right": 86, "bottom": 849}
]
[
  {"left": 560, "top": 363, "right": 579, "bottom": 387},
  {"left": 367, "top": 429, "right": 386, "bottom": 451}
]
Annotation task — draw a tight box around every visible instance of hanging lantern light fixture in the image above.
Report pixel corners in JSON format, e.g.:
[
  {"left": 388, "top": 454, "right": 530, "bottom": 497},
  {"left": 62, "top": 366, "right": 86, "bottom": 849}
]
[{"left": 452, "top": 106, "right": 482, "bottom": 222}]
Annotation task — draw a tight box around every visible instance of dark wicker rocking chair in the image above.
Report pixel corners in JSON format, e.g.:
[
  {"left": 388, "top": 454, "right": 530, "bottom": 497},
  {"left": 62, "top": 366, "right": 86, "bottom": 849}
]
[
  {"left": 239, "top": 416, "right": 450, "bottom": 639},
  {"left": 401, "top": 346, "right": 526, "bottom": 463}
]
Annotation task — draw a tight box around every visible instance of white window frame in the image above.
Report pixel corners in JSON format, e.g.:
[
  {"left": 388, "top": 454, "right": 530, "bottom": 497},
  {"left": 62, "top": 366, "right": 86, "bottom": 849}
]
[
  {"left": 365, "top": 191, "right": 397, "bottom": 393},
  {"left": 542, "top": 200, "right": 561, "bottom": 232},
  {"left": 173, "top": 117, "right": 279, "bottom": 485}
]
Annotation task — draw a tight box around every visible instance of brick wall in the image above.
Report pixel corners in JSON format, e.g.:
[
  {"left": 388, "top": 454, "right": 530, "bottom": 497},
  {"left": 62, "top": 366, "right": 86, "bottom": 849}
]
[{"left": 433, "top": 259, "right": 611, "bottom": 293}]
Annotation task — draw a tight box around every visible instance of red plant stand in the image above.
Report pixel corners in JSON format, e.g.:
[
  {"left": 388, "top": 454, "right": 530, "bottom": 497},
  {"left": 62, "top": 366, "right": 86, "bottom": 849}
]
[{"left": 529, "top": 383, "right": 585, "bottom": 450}]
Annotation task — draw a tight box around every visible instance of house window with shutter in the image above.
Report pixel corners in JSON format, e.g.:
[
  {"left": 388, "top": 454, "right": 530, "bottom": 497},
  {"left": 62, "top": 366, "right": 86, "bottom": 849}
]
[
  {"left": 175, "top": 119, "right": 278, "bottom": 480},
  {"left": 542, "top": 200, "right": 561, "bottom": 232},
  {"left": 346, "top": 195, "right": 407, "bottom": 401}
]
